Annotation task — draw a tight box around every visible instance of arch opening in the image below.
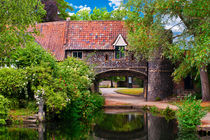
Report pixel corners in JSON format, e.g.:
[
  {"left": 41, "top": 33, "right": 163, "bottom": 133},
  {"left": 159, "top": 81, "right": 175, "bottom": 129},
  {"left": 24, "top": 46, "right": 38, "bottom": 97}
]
[{"left": 93, "top": 69, "right": 148, "bottom": 99}]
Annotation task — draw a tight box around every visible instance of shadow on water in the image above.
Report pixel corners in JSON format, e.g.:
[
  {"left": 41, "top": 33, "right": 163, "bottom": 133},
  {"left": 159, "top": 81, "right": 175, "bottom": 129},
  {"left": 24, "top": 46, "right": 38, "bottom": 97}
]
[{"left": 0, "top": 109, "right": 208, "bottom": 140}]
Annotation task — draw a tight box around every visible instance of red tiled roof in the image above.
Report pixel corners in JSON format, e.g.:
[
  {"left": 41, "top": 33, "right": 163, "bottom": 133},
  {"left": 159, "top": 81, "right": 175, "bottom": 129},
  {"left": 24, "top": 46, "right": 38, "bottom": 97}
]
[
  {"left": 34, "top": 21, "right": 67, "bottom": 61},
  {"left": 34, "top": 21, "right": 127, "bottom": 61},
  {"left": 65, "top": 21, "right": 127, "bottom": 50}
]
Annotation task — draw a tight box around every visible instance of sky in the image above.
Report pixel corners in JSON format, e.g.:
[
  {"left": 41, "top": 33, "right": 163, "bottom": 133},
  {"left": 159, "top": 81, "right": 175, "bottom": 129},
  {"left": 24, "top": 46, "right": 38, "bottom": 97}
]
[
  {"left": 66, "top": 0, "right": 123, "bottom": 14},
  {"left": 65, "top": 0, "right": 185, "bottom": 36}
]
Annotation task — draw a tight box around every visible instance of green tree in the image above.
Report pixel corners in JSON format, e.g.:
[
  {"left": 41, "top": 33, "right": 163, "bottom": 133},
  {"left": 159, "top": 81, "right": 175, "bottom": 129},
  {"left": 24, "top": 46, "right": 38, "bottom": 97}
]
[
  {"left": 91, "top": 8, "right": 111, "bottom": 20},
  {"left": 10, "top": 42, "right": 57, "bottom": 73},
  {"left": 9, "top": 42, "right": 58, "bottom": 100},
  {"left": 41, "top": 0, "right": 73, "bottom": 21},
  {"left": 111, "top": 8, "right": 127, "bottom": 20},
  {"left": 70, "top": 7, "right": 127, "bottom": 21},
  {"left": 124, "top": 0, "right": 210, "bottom": 101},
  {"left": 158, "top": 0, "right": 210, "bottom": 101},
  {"left": 0, "top": 0, "right": 45, "bottom": 64},
  {"left": 74, "top": 8, "right": 92, "bottom": 20},
  {"left": 56, "top": 0, "right": 73, "bottom": 19}
]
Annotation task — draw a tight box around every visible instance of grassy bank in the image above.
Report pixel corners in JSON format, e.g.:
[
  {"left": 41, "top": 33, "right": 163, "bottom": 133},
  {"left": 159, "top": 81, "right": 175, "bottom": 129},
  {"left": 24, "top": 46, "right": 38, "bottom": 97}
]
[{"left": 115, "top": 88, "right": 144, "bottom": 96}]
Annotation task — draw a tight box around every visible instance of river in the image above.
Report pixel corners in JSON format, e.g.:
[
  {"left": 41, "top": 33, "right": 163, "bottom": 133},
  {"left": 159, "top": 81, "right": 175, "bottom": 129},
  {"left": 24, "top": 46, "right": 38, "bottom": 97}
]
[{"left": 0, "top": 108, "right": 207, "bottom": 140}]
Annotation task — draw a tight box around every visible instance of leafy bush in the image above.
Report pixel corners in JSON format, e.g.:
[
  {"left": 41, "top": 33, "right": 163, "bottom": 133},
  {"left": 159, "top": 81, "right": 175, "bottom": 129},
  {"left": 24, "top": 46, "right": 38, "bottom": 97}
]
[
  {"left": 10, "top": 42, "right": 57, "bottom": 72},
  {"left": 1, "top": 47, "right": 104, "bottom": 121},
  {"left": 56, "top": 58, "right": 103, "bottom": 120},
  {"left": 58, "top": 57, "right": 95, "bottom": 92},
  {"left": 0, "top": 95, "right": 9, "bottom": 125},
  {"left": 149, "top": 106, "right": 159, "bottom": 114},
  {"left": 162, "top": 106, "right": 176, "bottom": 121},
  {"left": 62, "top": 92, "right": 104, "bottom": 121},
  {"left": 176, "top": 95, "right": 207, "bottom": 131},
  {"left": 0, "top": 68, "right": 27, "bottom": 98},
  {"left": 8, "top": 98, "right": 19, "bottom": 109},
  {"left": 36, "top": 85, "right": 68, "bottom": 115},
  {"left": 31, "top": 67, "right": 68, "bottom": 116}
]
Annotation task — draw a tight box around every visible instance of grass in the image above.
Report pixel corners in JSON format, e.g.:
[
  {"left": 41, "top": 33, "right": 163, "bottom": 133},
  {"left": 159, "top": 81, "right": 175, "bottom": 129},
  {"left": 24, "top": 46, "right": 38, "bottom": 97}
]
[
  {"left": 99, "top": 85, "right": 110, "bottom": 88},
  {"left": 115, "top": 88, "right": 144, "bottom": 95},
  {"left": 9, "top": 108, "right": 36, "bottom": 117}
]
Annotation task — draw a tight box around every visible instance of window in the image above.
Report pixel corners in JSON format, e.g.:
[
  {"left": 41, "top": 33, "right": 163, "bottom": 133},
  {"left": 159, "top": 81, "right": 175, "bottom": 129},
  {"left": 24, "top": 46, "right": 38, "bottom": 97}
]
[
  {"left": 184, "top": 75, "right": 193, "bottom": 90},
  {"left": 72, "top": 51, "right": 82, "bottom": 59},
  {"left": 65, "top": 50, "right": 71, "bottom": 58},
  {"left": 105, "top": 54, "right": 109, "bottom": 61},
  {"left": 115, "top": 46, "right": 125, "bottom": 59}
]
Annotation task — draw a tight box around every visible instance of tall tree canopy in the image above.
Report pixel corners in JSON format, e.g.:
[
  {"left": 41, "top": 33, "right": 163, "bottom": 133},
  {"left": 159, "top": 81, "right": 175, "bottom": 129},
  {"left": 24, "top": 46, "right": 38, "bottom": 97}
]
[
  {"left": 70, "top": 7, "right": 127, "bottom": 21},
  {"left": 0, "top": 0, "right": 46, "bottom": 64},
  {"left": 159, "top": 0, "right": 210, "bottom": 101},
  {"left": 124, "top": 0, "right": 210, "bottom": 100}
]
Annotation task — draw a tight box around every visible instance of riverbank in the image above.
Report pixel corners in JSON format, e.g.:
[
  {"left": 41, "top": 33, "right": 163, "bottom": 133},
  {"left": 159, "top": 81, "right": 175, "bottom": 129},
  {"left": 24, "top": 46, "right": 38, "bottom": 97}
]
[{"left": 101, "top": 88, "right": 210, "bottom": 132}]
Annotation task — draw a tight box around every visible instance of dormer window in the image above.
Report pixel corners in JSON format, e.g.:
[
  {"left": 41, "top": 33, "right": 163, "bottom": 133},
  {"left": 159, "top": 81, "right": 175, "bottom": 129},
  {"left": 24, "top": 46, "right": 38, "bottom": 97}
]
[
  {"left": 115, "top": 46, "right": 125, "bottom": 59},
  {"left": 113, "top": 34, "right": 127, "bottom": 59}
]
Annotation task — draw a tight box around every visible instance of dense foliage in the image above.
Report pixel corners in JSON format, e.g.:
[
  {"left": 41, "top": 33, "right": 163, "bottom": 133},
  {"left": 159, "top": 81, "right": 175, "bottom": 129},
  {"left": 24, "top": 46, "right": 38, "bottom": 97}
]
[
  {"left": 0, "top": 42, "right": 104, "bottom": 122},
  {"left": 70, "top": 7, "right": 127, "bottom": 21},
  {"left": 0, "top": 95, "right": 9, "bottom": 125},
  {"left": 41, "top": 0, "right": 73, "bottom": 21},
  {"left": 0, "top": 0, "right": 45, "bottom": 63},
  {"left": 0, "top": 0, "right": 104, "bottom": 124},
  {"left": 0, "top": 68, "right": 27, "bottom": 99},
  {"left": 10, "top": 42, "right": 57, "bottom": 70},
  {"left": 58, "top": 58, "right": 104, "bottom": 120},
  {"left": 124, "top": 0, "right": 210, "bottom": 100},
  {"left": 176, "top": 95, "right": 207, "bottom": 131}
]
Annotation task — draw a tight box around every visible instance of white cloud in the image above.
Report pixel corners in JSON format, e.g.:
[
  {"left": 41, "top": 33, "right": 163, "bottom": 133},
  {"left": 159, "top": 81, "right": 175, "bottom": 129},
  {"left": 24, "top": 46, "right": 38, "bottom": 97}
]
[
  {"left": 162, "top": 15, "right": 186, "bottom": 33},
  {"left": 69, "top": 3, "right": 91, "bottom": 11},
  {"left": 78, "top": 6, "right": 91, "bottom": 12},
  {"left": 68, "top": 12, "right": 75, "bottom": 16},
  {"left": 108, "top": 0, "right": 123, "bottom": 10}
]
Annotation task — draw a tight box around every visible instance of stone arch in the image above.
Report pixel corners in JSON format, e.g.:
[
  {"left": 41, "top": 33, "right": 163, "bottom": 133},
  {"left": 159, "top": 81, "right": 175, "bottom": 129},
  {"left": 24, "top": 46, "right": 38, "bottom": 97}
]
[
  {"left": 93, "top": 69, "right": 148, "bottom": 98},
  {"left": 96, "top": 69, "right": 147, "bottom": 79}
]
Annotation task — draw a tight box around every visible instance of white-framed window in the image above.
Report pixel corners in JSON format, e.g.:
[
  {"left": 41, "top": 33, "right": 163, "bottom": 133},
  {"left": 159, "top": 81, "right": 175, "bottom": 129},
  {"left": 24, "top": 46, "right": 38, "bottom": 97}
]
[
  {"left": 115, "top": 46, "right": 125, "bottom": 59},
  {"left": 113, "top": 34, "right": 127, "bottom": 59}
]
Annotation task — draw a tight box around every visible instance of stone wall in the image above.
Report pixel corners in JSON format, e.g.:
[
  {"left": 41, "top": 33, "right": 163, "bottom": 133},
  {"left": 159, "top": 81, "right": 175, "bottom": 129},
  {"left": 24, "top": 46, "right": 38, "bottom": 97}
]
[
  {"left": 66, "top": 50, "right": 148, "bottom": 77},
  {"left": 147, "top": 59, "right": 173, "bottom": 101},
  {"left": 66, "top": 49, "right": 176, "bottom": 101}
]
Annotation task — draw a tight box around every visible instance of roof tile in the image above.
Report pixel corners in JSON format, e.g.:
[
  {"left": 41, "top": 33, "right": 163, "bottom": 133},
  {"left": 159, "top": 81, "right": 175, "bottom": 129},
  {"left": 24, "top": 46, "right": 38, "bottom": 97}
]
[{"left": 34, "top": 21, "right": 127, "bottom": 61}]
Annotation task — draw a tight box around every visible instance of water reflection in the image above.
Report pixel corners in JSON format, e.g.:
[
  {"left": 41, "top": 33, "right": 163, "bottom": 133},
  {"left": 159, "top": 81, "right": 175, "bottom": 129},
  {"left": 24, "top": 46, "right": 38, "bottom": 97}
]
[
  {"left": 147, "top": 113, "right": 177, "bottom": 140},
  {"left": 94, "top": 113, "right": 146, "bottom": 140},
  {"left": 0, "top": 109, "right": 207, "bottom": 140}
]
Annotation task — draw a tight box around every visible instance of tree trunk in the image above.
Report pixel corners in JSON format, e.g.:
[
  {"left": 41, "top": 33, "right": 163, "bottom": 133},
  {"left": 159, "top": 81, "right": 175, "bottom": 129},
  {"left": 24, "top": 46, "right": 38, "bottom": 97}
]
[
  {"left": 110, "top": 80, "right": 113, "bottom": 88},
  {"left": 200, "top": 66, "right": 210, "bottom": 101}
]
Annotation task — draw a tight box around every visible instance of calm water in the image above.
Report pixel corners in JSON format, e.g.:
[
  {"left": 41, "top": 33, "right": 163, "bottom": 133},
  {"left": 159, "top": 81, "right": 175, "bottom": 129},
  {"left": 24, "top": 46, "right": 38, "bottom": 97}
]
[{"left": 0, "top": 109, "right": 205, "bottom": 140}]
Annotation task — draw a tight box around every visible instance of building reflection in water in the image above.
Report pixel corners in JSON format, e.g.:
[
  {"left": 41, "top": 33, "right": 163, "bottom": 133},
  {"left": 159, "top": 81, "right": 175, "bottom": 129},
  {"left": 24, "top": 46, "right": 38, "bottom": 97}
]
[{"left": 1, "top": 110, "right": 206, "bottom": 140}]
